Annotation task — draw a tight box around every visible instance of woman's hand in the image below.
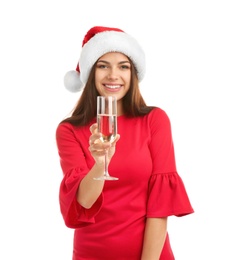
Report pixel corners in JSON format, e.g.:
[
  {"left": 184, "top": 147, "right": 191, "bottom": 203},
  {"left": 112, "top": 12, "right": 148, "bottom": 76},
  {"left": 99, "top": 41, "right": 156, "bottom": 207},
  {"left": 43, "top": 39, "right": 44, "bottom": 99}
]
[{"left": 88, "top": 123, "right": 120, "bottom": 165}]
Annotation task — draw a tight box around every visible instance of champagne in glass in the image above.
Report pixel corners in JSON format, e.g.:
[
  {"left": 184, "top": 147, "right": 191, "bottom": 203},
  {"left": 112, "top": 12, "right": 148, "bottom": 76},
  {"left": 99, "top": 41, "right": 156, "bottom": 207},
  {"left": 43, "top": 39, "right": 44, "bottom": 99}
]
[{"left": 94, "top": 96, "right": 118, "bottom": 181}]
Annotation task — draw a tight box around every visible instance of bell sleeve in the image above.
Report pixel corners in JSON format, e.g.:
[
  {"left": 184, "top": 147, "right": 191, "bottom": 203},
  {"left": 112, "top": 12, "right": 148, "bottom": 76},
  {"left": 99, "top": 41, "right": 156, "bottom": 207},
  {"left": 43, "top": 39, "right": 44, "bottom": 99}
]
[
  {"left": 147, "top": 108, "right": 194, "bottom": 217},
  {"left": 56, "top": 123, "right": 103, "bottom": 228}
]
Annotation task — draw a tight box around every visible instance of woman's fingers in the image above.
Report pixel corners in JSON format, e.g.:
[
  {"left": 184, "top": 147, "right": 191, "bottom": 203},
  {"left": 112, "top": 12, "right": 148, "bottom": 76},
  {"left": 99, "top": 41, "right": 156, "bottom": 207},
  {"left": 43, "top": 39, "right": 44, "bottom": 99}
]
[
  {"left": 89, "top": 123, "right": 120, "bottom": 162},
  {"left": 111, "top": 134, "right": 120, "bottom": 147},
  {"left": 89, "top": 123, "right": 98, "bottom": 134}
]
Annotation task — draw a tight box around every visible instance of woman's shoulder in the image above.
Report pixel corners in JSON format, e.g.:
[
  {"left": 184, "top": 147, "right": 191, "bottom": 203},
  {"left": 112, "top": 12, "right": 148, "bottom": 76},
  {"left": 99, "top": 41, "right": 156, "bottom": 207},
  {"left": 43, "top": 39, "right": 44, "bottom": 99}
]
[
  {"left": 56, "top": 119, "right": 94, "bottom": 137},
  {"left": 143, "top": 107, "right": 172, "bottom": 130},
  {"left": 119, "top": 107, "right": 170, "bottom": 124},
  {"left": 146, "top": 106, "right": 170, "bottom": 120},
  {"left": 56, "top": 121, "right": 74, "bottom": 133},
  {"left": 55, "top": 122, "right": 75, "bottom": 142}
]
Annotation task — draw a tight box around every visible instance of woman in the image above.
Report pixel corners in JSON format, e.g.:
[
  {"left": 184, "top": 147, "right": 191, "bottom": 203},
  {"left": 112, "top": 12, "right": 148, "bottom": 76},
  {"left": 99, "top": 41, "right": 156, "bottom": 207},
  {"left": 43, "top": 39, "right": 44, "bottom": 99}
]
[{"left": 56, "top": 26, "right": 194, "bottom": 260}]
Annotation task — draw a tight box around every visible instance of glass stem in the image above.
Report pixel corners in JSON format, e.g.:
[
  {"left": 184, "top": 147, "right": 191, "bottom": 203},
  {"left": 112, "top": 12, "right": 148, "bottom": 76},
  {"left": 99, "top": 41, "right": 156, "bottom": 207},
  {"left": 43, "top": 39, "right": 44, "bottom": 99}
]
[{"left": 104, "top": 149, "right": 110, "bottom": 177}]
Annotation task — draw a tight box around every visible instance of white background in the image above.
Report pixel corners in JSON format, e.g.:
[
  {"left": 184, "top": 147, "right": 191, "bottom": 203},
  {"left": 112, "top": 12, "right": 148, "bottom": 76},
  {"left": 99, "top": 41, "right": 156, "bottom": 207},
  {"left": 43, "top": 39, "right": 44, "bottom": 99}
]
[{"left": 0, "top": 0, "right": 224, "bottom": 259}]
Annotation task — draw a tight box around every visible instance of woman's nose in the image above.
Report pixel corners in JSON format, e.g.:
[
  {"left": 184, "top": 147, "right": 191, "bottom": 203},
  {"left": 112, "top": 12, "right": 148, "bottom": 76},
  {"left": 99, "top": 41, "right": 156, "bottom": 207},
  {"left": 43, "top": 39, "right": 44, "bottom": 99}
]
[{"left": 107, "top": 68, "right": 118, "bottom": 80}]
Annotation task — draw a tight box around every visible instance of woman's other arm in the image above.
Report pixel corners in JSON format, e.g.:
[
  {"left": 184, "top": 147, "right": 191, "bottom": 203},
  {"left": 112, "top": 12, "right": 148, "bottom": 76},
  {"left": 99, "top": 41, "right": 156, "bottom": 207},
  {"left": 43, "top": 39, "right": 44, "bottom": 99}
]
[{"left": 141, "top": 217, "right": 167, "bottom": 260}]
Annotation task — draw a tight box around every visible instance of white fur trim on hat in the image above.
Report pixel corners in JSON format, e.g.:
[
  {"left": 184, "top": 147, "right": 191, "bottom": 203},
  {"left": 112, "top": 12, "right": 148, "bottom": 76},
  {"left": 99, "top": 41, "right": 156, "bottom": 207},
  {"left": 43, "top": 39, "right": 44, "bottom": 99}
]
[
  {"left": 64, "top": 30, "right": 145, "bottom": 93},
  {"left": 64, "top": 70, "right": 83, "bottom": 93}
]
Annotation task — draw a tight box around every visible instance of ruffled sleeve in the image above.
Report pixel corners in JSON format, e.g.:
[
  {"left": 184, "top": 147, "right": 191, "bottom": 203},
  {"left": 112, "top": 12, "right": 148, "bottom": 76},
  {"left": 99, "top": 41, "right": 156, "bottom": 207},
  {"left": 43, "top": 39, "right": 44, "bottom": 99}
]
[
  {"left": 147, "top": 108, "right": 194, "bottom": 217},
  {"left": 56, "top": 122, "right": 103, "bottom": 228}
]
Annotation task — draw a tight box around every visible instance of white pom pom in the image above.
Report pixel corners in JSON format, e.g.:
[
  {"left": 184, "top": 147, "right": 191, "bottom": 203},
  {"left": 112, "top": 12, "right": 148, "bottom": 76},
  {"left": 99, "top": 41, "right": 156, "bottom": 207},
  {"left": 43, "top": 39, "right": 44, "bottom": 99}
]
[{"left": 64, "top": 70, "right": 83, "bottom": 93}]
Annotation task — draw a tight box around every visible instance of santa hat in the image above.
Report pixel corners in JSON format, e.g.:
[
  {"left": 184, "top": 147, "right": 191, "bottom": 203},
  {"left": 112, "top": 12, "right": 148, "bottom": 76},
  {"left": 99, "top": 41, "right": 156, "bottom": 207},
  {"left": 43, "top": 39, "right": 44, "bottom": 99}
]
[{"left": 64, "top": 26, "right": 146, "bottom": 93}]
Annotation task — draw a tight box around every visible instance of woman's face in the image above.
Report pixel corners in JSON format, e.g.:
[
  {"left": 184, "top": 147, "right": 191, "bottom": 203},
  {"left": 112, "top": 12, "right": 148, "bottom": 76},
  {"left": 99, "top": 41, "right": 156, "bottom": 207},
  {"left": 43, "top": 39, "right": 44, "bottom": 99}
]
[{"left": 95, "top": 52, "right": 131, "bottom": 104}]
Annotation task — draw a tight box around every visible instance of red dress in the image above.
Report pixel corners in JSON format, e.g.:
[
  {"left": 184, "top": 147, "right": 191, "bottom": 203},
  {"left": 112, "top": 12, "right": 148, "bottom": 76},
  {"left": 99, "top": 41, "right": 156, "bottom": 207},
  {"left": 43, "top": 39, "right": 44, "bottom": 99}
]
[{"left": 56, "top": 107, "right": 194, "bottom": 260}]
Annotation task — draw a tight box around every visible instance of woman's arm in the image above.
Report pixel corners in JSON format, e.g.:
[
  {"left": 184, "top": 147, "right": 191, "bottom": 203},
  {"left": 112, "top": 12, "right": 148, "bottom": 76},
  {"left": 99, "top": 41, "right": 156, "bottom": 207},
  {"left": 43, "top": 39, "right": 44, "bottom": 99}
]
[
  {"left": 141, "top": 217, "right": 167, "bottom": 260},
  {"left": 77, "top": 123, "right": 120, "bottom": 209},
  {"left": 76, "top": 162, "right": 105, "bottom": 209}
]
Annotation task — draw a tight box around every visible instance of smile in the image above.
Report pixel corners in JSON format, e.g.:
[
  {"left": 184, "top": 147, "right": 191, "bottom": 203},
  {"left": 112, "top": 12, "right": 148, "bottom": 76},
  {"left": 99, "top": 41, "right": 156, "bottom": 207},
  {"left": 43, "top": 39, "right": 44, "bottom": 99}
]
[{"left": 104, "top": 85, "right": 121, "bottom": 89}]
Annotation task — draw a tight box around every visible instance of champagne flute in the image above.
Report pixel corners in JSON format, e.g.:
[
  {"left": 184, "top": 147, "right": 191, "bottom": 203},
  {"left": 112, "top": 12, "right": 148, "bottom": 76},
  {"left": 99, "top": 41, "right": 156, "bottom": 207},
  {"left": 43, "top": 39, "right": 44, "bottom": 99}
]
[{"left": 93, "top": 96, "right": 119, "bottom": 181}]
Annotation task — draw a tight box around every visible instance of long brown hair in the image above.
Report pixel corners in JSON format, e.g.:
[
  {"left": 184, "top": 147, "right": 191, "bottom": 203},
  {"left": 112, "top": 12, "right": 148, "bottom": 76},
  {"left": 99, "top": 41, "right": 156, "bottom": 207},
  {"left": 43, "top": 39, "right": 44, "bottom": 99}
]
[{"left": 61, "top": 58, "right": 155, "bottom": 126}]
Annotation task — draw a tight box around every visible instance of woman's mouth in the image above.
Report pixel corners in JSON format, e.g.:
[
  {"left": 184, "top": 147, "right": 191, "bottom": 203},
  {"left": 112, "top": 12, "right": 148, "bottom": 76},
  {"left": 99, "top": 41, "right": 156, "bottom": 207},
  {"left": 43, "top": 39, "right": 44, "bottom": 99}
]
[{"left": 104, "top": 84, "right": 121, "bottom": 89}]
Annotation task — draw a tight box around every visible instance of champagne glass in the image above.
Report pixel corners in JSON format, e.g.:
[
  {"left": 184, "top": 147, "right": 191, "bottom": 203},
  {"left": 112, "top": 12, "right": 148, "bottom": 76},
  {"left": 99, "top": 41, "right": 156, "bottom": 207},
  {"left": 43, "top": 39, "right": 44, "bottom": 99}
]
[{"left": 93, "top": 96, "right": 119, "bottom": 181}]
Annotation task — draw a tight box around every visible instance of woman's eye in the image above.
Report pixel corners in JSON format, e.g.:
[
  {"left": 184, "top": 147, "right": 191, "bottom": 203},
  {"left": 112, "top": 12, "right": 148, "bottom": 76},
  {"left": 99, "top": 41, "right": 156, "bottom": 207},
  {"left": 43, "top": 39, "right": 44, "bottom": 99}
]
[
  {"left": 121, "top": 65, "right": 130, "bottom": 69},
  {"left": 97, "top": 64, "right": 107, "bottom": 69}
]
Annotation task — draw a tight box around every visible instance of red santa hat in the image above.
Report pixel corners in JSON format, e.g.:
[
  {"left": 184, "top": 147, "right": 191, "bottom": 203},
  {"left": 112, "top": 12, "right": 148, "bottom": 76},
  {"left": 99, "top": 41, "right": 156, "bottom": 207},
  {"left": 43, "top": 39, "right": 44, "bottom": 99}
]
[{"left": 64, "top": 26, "right": 146, "bottom": 92}]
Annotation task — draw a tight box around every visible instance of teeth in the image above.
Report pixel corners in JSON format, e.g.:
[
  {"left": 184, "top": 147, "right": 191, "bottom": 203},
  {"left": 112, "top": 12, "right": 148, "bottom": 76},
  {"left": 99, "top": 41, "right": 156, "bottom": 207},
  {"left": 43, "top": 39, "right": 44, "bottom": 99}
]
[{"left": 105, "top": 85, "right": 120, "bottom": 89}]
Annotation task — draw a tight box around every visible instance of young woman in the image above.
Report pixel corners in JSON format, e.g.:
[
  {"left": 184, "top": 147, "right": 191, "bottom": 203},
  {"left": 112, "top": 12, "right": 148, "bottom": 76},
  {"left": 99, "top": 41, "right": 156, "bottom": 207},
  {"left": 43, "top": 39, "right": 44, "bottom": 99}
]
[{"left": 56, "top": 26, "right": 194, "bottom": 260}]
